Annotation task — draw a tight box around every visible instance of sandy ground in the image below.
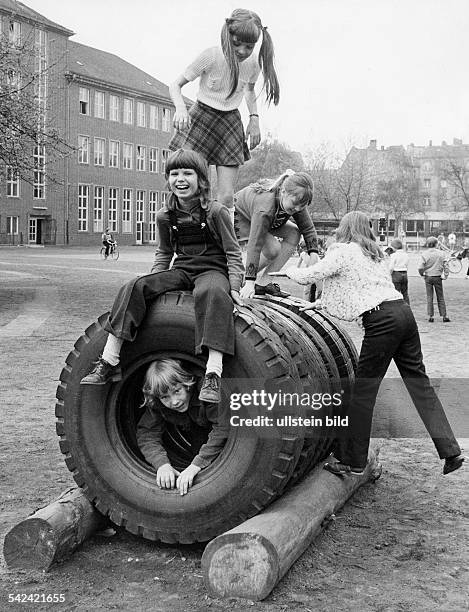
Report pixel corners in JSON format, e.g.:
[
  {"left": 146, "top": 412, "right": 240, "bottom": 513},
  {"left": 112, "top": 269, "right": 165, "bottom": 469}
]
[{"left": 0, "top": 246, "right": 468, "bottom": 612}]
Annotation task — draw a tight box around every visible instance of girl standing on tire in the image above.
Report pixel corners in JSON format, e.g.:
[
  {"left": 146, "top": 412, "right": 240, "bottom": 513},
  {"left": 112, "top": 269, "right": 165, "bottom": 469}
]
[
  {"left": 235, "top": 170, "right": 319, "bottom": 299},
  {"left": 137, "top": 358, "right": 229, "bottom": 496},
  {"left": 286, "top": 211, "right": 464, "bottom": 477},
  {"left": 168, "top": 8, "right": 280, "bottom": 214},
  {"left": 81, "top": 149, "right": 244, "bottom": 403}
]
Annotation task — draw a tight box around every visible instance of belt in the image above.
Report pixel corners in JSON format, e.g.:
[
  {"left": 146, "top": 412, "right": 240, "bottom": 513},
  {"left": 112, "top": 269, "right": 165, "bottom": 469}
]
[{"left": 361, "top": 299, "right": 404, "bottom": 317}]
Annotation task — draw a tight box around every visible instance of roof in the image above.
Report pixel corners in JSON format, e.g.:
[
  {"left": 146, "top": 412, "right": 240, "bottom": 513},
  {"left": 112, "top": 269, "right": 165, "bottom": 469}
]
[
  {"left": 68, "top": 41, "right": 178, "bottom": 102},
  {"left": 0, "top": 0, "right": 74, "bottom": 35}
]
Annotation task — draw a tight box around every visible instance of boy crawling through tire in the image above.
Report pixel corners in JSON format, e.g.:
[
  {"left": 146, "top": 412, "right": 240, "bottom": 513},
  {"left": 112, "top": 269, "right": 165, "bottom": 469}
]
[{"left": 137, "top": 358, "right": 228, "bottom": 495}]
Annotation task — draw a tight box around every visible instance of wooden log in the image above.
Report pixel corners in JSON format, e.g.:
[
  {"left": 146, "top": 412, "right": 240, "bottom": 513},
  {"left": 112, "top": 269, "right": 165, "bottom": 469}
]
[
  {"left": 202, "top": 448, "right": 382, "bottom": 600},
  {"left": 3, "top": 487, "right": 105, "bottom": 571}
]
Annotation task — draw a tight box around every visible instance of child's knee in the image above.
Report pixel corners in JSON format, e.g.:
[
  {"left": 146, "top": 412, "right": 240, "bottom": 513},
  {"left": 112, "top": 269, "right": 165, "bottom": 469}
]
[{"left": 217, "top": 191, "right": 234, "bottom": 209}]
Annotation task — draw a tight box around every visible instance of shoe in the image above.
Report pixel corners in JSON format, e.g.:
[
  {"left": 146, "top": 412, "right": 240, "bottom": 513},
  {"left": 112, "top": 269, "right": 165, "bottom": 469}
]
[
  {"left": 80, "top": 357, "right": 122, "bottom": 385},
  {"left": 443, "top": 317, "right": 451, "bottom": 323},
  {"left": 428, "top": 317, "right": 434, "bottom": 322},
  {"left": 254, "top": 283, "right": 290, "bottom": 298},
  {"left": 443, "top": 454, "right": 464, "bottom": 475},
  {"left": 199, "top": 372, "right": 221, "bottom": 403},
  {"left": 323, "top": 461, "right": 365, "bottom": 477}
]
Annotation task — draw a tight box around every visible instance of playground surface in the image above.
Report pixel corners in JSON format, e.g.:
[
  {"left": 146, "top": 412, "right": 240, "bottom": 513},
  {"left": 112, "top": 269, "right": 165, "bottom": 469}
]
[{"left": 0, "top": 246, "right": 468, "bottom": 612}]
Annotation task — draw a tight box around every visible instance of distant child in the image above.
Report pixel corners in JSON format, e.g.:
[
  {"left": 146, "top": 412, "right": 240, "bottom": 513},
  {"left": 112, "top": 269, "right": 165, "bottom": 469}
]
[
  {"left": 101, "top": 227, "right": 115, "bottom": 259},
  {"left": 137, "top": 359, "right": 228, "bottom": 495},
  {"left": 234, "top": 170, "right": 319, "bottom": 299},
  {"left": 168, "top": 8, "right": 280, "bottom": 213},
  {"left": 388, "top": 238, "right": 410, "bottom": 304},
  {"left": 81, "top": 149, "right": 244, "bottom": 403}
]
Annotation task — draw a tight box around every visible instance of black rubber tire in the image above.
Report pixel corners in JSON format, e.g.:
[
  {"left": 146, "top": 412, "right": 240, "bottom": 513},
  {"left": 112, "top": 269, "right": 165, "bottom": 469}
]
[{"left": 55, "top": 292, "right": 306, "bottom": 543}]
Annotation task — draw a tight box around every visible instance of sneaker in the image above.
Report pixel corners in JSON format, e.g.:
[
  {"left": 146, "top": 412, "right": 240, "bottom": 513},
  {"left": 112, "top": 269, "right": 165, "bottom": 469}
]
[
  {"left": 254, "top": 283, "right": 290, "bottom": 298},
  {"left": 428, "top": 317, "right": 434, "bottom": 322},
  {"left": 323, "top": 461, "right": 365, "bottom": 477},
  {"left": 199, "top": 372, "right": 221, "bottom": 403},
  {"left": 80, "top": 357, "right": 122, "bottom": 385},
  {"left": 443, "top": 454, "right": 464, "bottom": 475},
  {"left": 443, "top": 317, "right": 451, "bottom": 323}
]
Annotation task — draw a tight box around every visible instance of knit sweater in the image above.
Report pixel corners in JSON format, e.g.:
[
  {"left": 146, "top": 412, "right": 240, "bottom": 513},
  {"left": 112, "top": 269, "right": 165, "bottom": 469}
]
[
  {"left": 234, "top": 186, "right": 319, "bottom": 280},
  {"left": 151, "top": 199, "right": 245, "bottom": 292},
  {"left": 287, "top": 242, "right": 402, "bottom": 321}
]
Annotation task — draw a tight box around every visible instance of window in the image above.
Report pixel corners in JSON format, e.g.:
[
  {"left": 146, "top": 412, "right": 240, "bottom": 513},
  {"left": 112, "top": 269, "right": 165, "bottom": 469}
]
[
  {"left": 136, "top": 145, "right": 146, "bottom": 171},
  {"left": 136, "top": 190, "right": 145, "bottom": 223},
  {"left": 162, "top": 108, "right": 171, "bottom": 131},
  {"left": 440, "top": 179, "right": 447, "bottom": 188},
  {"left": 123, "top": 98, "right": 133, "bottom": 124},
  {"left": 122, "top": 189, "right": 132, "bottom": 233},
  {"left": 109, "top": 95, "right": 119, "bottom": 121},
  {"left": 123, "top": 143, "right": 133, "bottom": 169},
  {"left": 423, "top": 178, "right": 431, "bottom": 190},
  {"left": 94, "top": 138, "right": 105, "bottom": 166},
  {"left": 7, "top": 69, "right": 21, "bottom": 91},
  {"left": 93, "top": 186, "right": 104, "bottom": 233},
  {"left": 149, "top": 147, "right": 158, "bottom": 173},
  {"left": 423, "top": 195, "right": 430, "bottom": 207},
  {"left": 137, "top": 102, "right": 146, "bottom": 127},
  {"left": 9, "top": 21, "right": 21, "bottom": 45},
  {"left": 109, "top": 140, "right": 120, "bottom": 168},
  {"left": 149, "top": 191, "right": 158, "bottom": 242},
  {"left": 94, "top": 91, "right": 105, "bottom": 118},
  {"left": 6, "top": 168, "right": 19, "bottom": 197},
  {"left": 406, "top": 219, "right": 424, "bottom": 235},
  {"left": 78, "top": 185, "right": 90, "bottom": 231},
  {"left": 79, "top": 87, "right": 90, "bottom": 115},
  {"left": 149, "top": 105, "right": 158, "bottom": 130},
  {"left": 108, "top": 188, "right": 119, "bottom": 232},
  {"left": 161, "top": 149, "right": 170, "bottom": 173},
  {"left": 78, "top": 135, "right": 90, "bottom": 164},
  {"left": 33, "top": 144, "right": 45, "bottom": 199},
  {"left": 7, "top": 216, "right": 19, "bottom": 235},
  {"left": 161, "top": 192, "right": 168, "bottom": 208}
]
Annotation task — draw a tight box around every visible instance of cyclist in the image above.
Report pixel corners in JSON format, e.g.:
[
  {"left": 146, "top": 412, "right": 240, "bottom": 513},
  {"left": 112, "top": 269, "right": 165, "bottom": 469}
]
[{"left": 101, "top": 228, "right": 116, "bottom": 259}]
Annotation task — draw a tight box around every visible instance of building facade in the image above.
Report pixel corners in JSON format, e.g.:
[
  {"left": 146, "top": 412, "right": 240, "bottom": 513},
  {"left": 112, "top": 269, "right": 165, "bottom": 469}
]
[{"left": 0, "top": 0, "right": 179, "bottom": 247}]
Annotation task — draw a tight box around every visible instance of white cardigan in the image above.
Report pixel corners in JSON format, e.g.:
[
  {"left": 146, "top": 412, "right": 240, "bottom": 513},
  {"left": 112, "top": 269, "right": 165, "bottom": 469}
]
[{"left": 287, "top": 242, "right": 402, "bottom": 321}]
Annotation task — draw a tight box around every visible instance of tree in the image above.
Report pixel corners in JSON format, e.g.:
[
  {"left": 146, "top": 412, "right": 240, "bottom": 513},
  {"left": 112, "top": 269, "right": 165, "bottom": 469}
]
[
  {"left": 236, "top": 137, "right": 305, "bottom": 190},
  {"left": 440, "top": 157, "right": 469, "bottom": 210},
  {"left": 0, "top": 30, "right": 73, "bottom": 185}
]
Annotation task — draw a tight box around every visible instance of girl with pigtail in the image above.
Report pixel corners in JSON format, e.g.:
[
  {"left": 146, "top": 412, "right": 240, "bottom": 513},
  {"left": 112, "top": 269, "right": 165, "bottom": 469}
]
[
  {"left": 169, "top": 8, "right": 280, "bottom": 213},
  {"left": 234, "top": 170, "right": 320, "bottom": 299}
]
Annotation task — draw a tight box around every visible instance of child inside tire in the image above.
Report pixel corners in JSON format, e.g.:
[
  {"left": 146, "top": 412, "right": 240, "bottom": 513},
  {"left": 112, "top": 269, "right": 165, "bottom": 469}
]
[{"left": 137, "top": 358, "right": 228, "bottom": 495}]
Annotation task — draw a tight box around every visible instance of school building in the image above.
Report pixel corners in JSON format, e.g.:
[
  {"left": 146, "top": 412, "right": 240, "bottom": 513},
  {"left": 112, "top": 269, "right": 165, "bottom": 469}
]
[{"left": 0, "top": 0, "right": 179, "bottom": 247}]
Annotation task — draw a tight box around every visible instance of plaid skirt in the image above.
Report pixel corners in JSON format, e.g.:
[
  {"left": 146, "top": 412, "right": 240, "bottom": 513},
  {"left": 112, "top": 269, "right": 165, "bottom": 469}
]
[{"left": 169, "top": 100, "right": 250, "bottom": 167}]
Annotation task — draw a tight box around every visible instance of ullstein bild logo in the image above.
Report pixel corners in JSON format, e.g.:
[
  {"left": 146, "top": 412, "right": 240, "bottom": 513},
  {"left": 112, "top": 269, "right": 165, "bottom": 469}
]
[{"left": 229, "top": 414, "right": 349, "bottom": 428}]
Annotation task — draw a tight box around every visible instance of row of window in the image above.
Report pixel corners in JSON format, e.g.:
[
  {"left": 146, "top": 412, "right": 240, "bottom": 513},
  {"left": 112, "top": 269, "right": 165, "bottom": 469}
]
[
  {"left": 78, "top": 87, "right": 172, "bottom": 131},
  {"left": 77, "top": 185, "right": 167, "bottom": 239},
  {"left": 4, "top": 146, "right": 46, "bottom": 199},
  {"left": 77, "top": 136, "right": 171, "bottom": 172}
]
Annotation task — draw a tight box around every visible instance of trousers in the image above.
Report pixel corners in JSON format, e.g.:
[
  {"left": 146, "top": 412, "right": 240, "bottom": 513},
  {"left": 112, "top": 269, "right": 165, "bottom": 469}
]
[
  {"left": 424, "top": 276, "right": 447, "bottom": 317},
  {"left": 336, "top": 300, "right": 460, "bottom": 468}
]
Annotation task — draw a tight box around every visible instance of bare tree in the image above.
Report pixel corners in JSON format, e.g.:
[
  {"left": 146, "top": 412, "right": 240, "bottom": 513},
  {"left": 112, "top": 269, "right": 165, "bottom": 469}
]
[
  {"left": 440, "top": 157, "right": 469, "bottom": 209},
  {"left": 0, "top": 30, "right": 73, "bottom": 185}
]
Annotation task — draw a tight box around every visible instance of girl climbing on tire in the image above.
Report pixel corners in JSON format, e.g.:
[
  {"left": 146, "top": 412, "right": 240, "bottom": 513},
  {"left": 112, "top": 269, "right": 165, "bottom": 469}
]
[
  {"left": 137, "top": 358, "right": 229, "bottom": 496},
  {"left": 80, "top": 149, "right": 244, "bottom": 403}
]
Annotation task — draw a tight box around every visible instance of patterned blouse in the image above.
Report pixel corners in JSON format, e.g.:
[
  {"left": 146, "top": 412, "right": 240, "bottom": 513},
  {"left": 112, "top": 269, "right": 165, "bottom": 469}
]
[{"left": 287, "top": 242, "right": 402, "bottom": 321}]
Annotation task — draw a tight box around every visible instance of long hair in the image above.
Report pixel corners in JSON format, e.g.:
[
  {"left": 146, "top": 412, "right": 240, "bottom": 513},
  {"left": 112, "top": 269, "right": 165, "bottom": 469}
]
[
  {"left": 165, "top": 148, "right": 211, "bottom": 210},
  {"left": 250, "top": 171, "right": 314, "bottom": 207},
  {"left": 141, "top": 359, "right": 196, "bottom": 410},
  {"left": 335, "top": 211, "right": 384, "bottom": 261},
  {"left": 221, "top": 8, "right": 280, "bottom": 105}
]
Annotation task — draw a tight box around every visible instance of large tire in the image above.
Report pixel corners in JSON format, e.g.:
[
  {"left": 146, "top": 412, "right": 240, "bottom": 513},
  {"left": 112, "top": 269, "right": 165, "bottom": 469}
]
[{"left": 55, "top": 292, "right": 306, "bottom": 543}]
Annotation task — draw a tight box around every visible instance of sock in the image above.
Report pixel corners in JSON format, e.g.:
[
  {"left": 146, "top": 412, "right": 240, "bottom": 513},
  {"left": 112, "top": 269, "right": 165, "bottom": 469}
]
[
  {"left": 102, "top": 334, "right": 124, "bottom": 366},
  {"left": 205, "top": 349, "right": 223, "bottom": 377}
]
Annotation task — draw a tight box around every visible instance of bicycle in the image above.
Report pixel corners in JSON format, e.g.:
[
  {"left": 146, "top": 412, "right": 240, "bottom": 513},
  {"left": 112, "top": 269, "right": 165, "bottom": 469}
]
[
  {"left": 100, "top": 242, "right": 119, "bottom": 261},
  {"left": 437, "top": 241, "right": 462, "bottom": 274}
]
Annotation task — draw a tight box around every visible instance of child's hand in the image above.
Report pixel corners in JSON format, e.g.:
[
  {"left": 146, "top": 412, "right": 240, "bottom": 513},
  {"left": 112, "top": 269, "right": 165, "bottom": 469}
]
[
  {"left": 246, "top": 116, "right": 261, "bottom": 150},
  {"left": 173, "top": 108, "right": 191, "bottom": 132},
  {"left": 285, "top": 266, "right": 312, "bottom": 285},
  {"left": 156, "top": 463, "right": 180, "bottom": 489},
  {"left": 231, "top": 289, "right": 244, "bottom": 306},
  {"left": 299, "top": 299, "right": 322, "bottom": 312},
  {"left": 239, "top": 281, "right": 255, "bottom": 300},
  {"left": 176, "top": 464, "right": 201, "bottom": 496},
  {"left": 307, "top": 253, "right": 319, "bottom": 266}
]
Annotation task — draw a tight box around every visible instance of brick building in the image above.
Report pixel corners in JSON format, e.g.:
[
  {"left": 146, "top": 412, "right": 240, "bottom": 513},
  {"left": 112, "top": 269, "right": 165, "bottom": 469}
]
[{"left": 0, "top": 0, "right": 180, "bottom": 246}]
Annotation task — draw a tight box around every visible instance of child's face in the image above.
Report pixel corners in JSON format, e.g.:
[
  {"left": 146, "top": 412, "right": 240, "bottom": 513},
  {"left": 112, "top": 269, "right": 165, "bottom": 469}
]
[
  {"left": 168, "top": 168, "right": 199, "bottom": 201},
  {"left": 158, "top": 383, "right": 191, "bottom": 412},
  {"left": 280, "top": 188, "right": 307, "bottom": 215},
  {"left": 231, "top": 35, "right": 256, "bottom": 63}
]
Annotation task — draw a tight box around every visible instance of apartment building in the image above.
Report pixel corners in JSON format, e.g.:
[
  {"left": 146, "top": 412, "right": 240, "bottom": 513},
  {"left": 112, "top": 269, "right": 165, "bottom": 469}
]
[{"left": 0, "top": 0, "right": 178, "bottom": 246}]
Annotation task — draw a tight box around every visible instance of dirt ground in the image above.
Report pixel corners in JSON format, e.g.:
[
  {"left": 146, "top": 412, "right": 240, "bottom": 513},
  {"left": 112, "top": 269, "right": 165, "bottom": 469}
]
[{"left": 0, "top": 246, "right": 468, "bottom": 612}]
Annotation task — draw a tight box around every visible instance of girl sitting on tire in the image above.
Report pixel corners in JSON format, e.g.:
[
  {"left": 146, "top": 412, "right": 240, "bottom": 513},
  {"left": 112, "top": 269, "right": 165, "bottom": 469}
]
[
  {"left": 80, "top": 148, "right": 244, "bottom": 403},
  {"left": 137, "top": 359, "right": 229, "bottom": 495}
]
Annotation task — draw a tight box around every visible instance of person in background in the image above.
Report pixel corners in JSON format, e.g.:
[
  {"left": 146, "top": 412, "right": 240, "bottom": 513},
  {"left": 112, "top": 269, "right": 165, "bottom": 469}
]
[
  {"left": 418, "top": 236, "right": 450, "bottom": 323},
  {"left": 101, "top": 227, "right": 115, "bottom": 259},
  {"left": 389, "top": 238, "right": 410, "bottom": 304}
]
